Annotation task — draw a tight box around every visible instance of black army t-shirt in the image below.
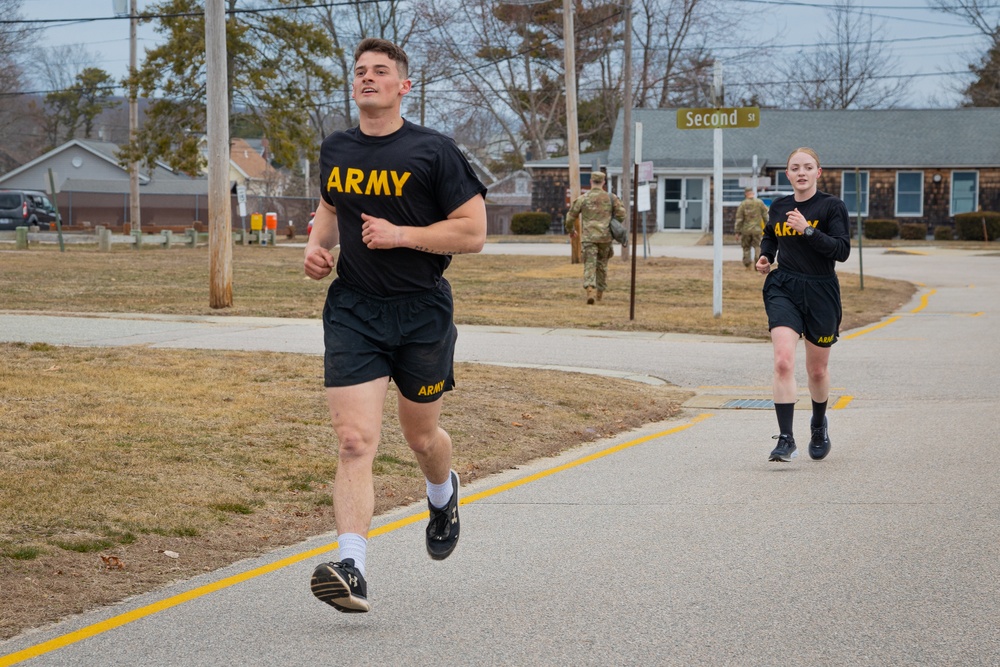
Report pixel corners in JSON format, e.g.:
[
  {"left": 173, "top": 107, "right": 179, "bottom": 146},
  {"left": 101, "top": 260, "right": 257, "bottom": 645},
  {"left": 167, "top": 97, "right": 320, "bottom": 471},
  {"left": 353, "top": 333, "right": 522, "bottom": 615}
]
[
  {"left": 760, "top": 191, "right": 851, "bottom": 275},
  {"left": 319, "top": 120, "right": 487, "bottom": 296}
]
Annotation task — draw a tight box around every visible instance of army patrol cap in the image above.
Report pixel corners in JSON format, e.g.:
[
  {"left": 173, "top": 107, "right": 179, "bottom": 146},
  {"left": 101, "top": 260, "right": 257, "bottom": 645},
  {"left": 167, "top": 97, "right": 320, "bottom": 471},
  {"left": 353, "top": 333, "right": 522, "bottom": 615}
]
[{"left": 590, "top": 171, "right": 606, "bottom": 185}]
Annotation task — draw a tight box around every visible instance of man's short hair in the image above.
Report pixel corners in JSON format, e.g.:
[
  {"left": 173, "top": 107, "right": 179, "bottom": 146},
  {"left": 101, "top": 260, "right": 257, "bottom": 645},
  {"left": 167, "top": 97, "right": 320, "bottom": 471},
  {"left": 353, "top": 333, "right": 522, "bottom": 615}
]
[
  {"left": 354, "top": 38, "right": 409, "bottom": 78},
  {"left": 590, "top": 171, "right": 606, "bottom": 185},
  {"left": 744, "top": 187, "right": 754, "bottom": 194}
]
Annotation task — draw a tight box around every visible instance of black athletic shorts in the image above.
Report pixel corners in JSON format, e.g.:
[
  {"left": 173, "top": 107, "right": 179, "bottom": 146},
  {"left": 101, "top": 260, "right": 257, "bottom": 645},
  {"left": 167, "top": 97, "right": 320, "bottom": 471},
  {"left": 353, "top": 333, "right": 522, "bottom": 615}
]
[
  {"left": 762, "top": 268, "right": 842, "bottom": 347},
  {"left": 322, "top": 278, "right": 457, "bottom": 403}
]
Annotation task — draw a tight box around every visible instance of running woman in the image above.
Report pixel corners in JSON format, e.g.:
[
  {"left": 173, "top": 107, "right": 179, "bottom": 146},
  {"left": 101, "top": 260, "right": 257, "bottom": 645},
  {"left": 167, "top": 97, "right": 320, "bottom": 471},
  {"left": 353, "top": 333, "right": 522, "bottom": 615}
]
[
  {"left": 304, "top": 38, "right": 487, "bottom": 612},
  {"left": 756, "top": 147, "right": 851, "bottom": 462}
]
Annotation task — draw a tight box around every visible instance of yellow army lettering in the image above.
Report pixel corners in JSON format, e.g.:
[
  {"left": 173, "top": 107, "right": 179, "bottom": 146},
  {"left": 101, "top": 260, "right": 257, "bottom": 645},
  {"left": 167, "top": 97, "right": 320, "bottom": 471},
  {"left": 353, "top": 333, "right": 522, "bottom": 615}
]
[
  {"left": 417, "top": 380, "right": 446, "bottom": 397},
  {"left": 774, "top": 220, "right": 819, "bottom": 236},
  {"left": 816, "top": 335, "right": 834, "bottom": 344},
  {"left": 326, "top": 167, "right": 411, "bottom": 196}
]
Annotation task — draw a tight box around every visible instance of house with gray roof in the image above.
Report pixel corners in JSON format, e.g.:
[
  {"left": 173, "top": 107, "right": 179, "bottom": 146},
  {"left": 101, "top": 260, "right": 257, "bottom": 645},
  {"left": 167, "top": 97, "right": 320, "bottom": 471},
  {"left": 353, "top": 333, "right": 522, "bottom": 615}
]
[
  {"left": 0, "top": 139, "right": 211, "bottom": 229},
  {"left": 527, "top": 108, "right": 1000, "bottom": 234}
]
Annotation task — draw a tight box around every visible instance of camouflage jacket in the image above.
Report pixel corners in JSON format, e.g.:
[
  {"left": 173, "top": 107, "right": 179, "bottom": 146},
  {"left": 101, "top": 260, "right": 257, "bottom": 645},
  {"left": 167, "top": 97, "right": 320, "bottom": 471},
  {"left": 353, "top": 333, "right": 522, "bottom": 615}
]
[
  {"left": 565, "top": 188, "right": 626, "bottom": 243},
  {"left": 735, "top": 198, "right": 768, "bottom": 235}
]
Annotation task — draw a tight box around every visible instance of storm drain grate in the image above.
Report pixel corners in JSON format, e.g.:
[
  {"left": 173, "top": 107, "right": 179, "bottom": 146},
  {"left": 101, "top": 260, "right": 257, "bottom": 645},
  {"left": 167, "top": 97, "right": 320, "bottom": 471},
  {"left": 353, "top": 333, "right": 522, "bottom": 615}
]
[{"left": 721, "top": 399, "right": 774, "bottom": 410}]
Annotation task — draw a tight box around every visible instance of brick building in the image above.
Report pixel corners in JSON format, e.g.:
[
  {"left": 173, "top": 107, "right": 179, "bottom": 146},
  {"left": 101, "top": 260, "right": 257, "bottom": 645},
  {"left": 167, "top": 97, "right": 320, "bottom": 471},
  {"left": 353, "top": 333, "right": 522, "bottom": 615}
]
[{"left": 527, "top": 108, "right": 1000, "bottom": 236}]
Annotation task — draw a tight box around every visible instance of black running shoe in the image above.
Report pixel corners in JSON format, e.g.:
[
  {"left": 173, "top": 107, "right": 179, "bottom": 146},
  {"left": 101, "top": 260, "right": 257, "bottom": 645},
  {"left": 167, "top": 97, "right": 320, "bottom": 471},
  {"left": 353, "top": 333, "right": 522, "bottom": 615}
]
[
  {"left": 426, "top": 470, "right": 460, "bottom": 561},
  {"left": 768, "top": 434, "right": 797, "bottom": 462},
  {"left": 310, "top": 559, "right": 370, "bottom": 613},
  {"left": 809, "top": 416, "right": 831, "bottom": 460}
]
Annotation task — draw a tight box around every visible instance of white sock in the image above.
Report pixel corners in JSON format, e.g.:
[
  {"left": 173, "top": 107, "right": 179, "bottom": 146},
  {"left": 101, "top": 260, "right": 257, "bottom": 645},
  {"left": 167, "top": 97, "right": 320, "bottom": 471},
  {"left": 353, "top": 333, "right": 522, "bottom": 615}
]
[
  {"left": 337, "top": 533, "right": 367, "bottom": 577},
  {"left": 426, "top": 473, "right": 454, "bottom": 509}
]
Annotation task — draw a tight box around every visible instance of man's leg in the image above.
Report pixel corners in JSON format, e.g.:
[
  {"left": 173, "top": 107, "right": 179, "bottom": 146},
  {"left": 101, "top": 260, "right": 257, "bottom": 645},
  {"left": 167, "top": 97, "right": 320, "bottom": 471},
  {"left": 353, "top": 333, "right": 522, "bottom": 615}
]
[
  {"left": 751, "top": 233, "right": 762, "bottom": 267},
  {"left": 769, "top": 326, "right": 800, "bottom": 461},
  {"left": 311, "top": 377, "right": 389, "bottom": 613},
  {"left": 741, "top": 234, "right": 753, "bottom": 267},
  {"left": 582, "top": 242, "right": 597, "bottom": 303},
  {"left": 398, "top": 394, "right": 461, "bottom": 560},
  {"left": 398, "top": 393, "right": 451, "bottom": 485},
  {"left": 328, "top": 378, "right": 391, "bottom": 541},
  {"left": 595, "top": 242, "right": 612, "bottom": 299}
]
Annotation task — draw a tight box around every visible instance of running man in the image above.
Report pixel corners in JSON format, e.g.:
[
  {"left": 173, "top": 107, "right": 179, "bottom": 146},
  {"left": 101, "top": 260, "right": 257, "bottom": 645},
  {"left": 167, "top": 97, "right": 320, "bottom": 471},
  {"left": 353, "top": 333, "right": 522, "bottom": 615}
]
[
  {"left": 304, "top": 38, "right": 487, "bottom": 612},
  {"left": 756, "top": 147, "right": 850, "bottom": 463}
]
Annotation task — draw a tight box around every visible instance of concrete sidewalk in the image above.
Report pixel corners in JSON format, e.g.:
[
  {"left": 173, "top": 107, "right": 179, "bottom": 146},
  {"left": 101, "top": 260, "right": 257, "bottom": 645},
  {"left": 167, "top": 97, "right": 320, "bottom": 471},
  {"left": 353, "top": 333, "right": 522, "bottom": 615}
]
[{"left": 2, "top": 245, "right": 999, "bottom": 666}]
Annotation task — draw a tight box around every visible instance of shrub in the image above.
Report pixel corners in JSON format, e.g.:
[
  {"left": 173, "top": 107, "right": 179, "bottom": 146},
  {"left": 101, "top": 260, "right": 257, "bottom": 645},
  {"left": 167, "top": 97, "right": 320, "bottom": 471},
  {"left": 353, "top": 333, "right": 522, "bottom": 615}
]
[
  {"left": 510, "top": 211, "right": 552, "bottom": 235},
  {"left": 953, "top": 211, "right": 1000, "bottom": 241},
  {"left": 899, "top": 223, "right": 928, "bottom": 240},
  {"left": 933, "top": 225, "right": 954, "bottom": 241},
  {"left": 863, "top": 219, "right": 899, "bottom": 240}
]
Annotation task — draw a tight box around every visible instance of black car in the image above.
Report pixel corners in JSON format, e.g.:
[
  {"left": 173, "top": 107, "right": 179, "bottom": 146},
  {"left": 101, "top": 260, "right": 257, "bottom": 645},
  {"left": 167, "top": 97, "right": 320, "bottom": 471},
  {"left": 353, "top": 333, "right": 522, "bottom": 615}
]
[{"left": 0, "top": 190, "right": 58, "bottom": 230}]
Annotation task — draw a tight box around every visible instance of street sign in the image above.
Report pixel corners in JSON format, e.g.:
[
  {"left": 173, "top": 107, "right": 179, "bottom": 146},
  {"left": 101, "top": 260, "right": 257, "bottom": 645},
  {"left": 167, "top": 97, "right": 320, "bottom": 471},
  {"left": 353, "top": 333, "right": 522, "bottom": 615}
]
[
  {"left": 739, "top": 176, "right": 771, "bottom": 188},
  {"left": 638, "top": 161, "right": 654, "bottom": 183},
  {"left": 236, "top": 185, "right": 247, "bottom": 218},
  {"left": 676, "top": 107, "right": 760, "bottom": 130}
]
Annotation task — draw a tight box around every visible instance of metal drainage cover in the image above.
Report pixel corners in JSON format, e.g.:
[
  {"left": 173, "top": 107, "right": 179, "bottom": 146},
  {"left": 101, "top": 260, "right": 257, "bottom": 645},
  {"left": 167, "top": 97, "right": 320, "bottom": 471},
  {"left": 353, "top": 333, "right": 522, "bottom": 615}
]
[{"left": 721, "top": 399, "right": 774, "bottom": 409}]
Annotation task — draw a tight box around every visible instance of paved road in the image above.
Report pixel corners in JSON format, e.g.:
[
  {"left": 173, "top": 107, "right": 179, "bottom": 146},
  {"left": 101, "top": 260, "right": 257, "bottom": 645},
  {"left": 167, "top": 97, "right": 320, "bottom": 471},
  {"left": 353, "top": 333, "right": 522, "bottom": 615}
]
[{"left": 1, "top": 243, "right": 999, "bottom": 666}]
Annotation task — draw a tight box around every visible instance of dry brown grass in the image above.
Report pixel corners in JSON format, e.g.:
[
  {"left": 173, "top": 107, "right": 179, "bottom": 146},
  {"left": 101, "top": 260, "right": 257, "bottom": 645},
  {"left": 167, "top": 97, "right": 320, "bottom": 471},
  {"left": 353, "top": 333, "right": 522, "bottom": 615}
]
[
  {"left": 0, "top": 241, "right": 914, "bottom": 640},
  {"left": 0, "top": 245, "right": 914, "bottom": 338},
  {"left": 0, "top": 344, "right": 686, "bottom": 639}
]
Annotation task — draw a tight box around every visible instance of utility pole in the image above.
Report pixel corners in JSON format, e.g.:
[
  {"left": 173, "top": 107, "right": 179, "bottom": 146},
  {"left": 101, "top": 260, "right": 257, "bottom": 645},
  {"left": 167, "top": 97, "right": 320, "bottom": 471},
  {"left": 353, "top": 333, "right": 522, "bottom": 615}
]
[
  {"left": 206, "top": 0, "right": 232, "bottom": 308},
  {"left": 128, "top": 0, "right": 140, "bottom": 237},
  {"left": 620, "top": 0, "right": 632, "bottom": 264},
  {"left": 563, "top": 0, "right": 582, "bottom": 263}
]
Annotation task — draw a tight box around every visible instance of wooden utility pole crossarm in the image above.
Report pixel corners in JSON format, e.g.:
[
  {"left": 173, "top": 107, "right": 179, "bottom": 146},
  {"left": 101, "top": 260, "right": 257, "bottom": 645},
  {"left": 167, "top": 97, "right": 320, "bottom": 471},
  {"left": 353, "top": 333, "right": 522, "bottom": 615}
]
[{"left": 206, "top": 0, "right": 232, "bottom": 308}]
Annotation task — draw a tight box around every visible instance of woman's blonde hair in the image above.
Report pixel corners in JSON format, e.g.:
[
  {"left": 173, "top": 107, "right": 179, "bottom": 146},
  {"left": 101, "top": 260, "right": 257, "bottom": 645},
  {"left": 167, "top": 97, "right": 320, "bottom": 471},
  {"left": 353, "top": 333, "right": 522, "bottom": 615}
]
[{"left": 786, "top": 147, "right": 820, "bottom": 168}]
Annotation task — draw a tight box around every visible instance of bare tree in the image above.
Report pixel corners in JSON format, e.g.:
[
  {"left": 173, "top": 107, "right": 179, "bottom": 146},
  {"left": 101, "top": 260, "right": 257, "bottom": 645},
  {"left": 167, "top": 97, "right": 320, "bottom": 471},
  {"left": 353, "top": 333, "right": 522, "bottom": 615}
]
[
  {"left": 929, "top": 0, "right": 1000, "bottom": 38},
  {"left": 778, "top": 0, "right": 907, "bottom": 109},
  {"left": 0, "top": 0, "right": 46, "bottom": 168},
  {"left": 929, "top": 0, "right": 1000, "bottom": 106},
  {"left": 631, "top": 0, "right": 749, "bottom": 108}
]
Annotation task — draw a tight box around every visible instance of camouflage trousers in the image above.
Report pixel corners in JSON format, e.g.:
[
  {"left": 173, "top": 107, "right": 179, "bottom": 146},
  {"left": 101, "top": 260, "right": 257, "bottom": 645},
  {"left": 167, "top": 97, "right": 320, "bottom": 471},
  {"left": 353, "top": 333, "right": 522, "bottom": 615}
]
[
  {"left": 582, "top": 241, "right": 614, "bottom": 291},
  {"left": 740, "top": 232, "right": 762, "bottom": 267}
]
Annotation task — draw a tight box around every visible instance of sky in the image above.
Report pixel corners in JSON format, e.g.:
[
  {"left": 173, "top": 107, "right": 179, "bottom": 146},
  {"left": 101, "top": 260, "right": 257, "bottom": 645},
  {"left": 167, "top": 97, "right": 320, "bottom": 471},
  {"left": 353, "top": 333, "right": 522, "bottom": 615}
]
[{"left": 16, "top": 0, "right": 983, "bottom": 108}]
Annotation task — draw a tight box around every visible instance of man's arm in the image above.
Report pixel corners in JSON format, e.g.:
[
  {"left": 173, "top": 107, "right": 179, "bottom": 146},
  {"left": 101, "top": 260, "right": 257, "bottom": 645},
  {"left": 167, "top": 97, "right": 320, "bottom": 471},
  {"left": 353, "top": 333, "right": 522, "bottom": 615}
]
[
  {"left": 360, "top": 193, "right": 487, "bottom": 255},
  {"left": 304, "top": 199, "right": 339, "bottom": 280}
]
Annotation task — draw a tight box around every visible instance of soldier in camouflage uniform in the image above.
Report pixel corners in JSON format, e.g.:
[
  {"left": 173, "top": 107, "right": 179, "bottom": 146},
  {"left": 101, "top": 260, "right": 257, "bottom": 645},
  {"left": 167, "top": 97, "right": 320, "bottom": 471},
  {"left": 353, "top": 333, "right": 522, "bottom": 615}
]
[
  {"left": 734, "top": 187, "right": 769, "bottom": 269},
  {"left": 565, "top": 171, "right": 626, "bottom": 304}
]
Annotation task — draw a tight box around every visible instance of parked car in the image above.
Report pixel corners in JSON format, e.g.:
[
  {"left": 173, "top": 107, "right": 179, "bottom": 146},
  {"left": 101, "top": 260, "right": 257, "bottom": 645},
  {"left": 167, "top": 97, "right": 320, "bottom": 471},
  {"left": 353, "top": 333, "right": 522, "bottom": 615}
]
[{"left": 0, "top": 190, "right": 58, "bottom": 231}]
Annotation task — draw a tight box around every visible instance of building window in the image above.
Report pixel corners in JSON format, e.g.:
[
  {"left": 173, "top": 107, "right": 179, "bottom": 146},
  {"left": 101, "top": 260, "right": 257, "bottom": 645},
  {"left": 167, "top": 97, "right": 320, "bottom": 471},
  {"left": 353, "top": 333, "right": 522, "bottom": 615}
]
[
  {"left": 775, "top": 172, "right": 791, "bottom": 189},
  {"left": 896, "top": 171, "right": 923, "bottom": 217},
  {"left": 842, "top": 171, "right": 869, "bottom": 217},
  {"left": 723, "top": 178, "right": 744, "bottom": 205},
  {"left": 951, "top": 171, "right": 978, "bottom": 215}
]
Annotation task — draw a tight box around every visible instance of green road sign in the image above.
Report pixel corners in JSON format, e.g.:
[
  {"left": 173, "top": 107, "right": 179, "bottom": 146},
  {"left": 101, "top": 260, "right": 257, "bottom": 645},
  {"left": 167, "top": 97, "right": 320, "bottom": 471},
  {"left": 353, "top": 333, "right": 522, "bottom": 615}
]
[{"left": 677, "top": 107, "right": 760, "bottom": 130}]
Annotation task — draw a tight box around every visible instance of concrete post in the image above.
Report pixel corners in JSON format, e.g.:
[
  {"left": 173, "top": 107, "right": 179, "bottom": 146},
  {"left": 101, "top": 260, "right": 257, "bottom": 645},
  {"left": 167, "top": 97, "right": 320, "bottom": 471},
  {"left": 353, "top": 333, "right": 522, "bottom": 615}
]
[
  {"left": 186, "top": 228, "right": 197, "bottom": 247},
  {"left": 163, "top": 229, "right": 173, "bottom": 249},
  {"left": 15, "top": 226, "right": 28, "bottom": 249},
  {"left": 99, "top": 227, "right": 112, "bottom": 252}
]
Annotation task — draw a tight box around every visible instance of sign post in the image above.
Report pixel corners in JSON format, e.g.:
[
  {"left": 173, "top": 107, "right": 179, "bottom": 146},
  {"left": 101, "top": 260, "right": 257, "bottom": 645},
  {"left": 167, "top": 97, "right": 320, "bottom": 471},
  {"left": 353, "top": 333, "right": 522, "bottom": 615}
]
[
  {"left": 236, "top": 185, "right": 247, "bottom": 235},
  {"left": 676, "top": 101, "right": 761, "bottom": 317},
  {"left": 46, "top": 168, "right": 65, "bottom": 253}
]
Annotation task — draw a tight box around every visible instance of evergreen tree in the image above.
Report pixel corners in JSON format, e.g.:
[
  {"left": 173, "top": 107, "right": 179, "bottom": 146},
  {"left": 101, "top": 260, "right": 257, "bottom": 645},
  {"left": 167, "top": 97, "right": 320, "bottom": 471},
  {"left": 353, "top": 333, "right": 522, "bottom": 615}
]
[{"left": 122, "top": 0, "right": 338, "bottom": 176}]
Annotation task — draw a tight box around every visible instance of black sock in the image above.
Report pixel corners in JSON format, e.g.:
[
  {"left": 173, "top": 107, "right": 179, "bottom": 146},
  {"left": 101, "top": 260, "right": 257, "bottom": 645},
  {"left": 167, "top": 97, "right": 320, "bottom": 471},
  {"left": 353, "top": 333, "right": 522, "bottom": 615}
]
[
  {"left": 811, "top": 400, "right": 828, "bottom": 428},
  {"left": 774, "top": 402, "right": 795, "bottom": 437}
]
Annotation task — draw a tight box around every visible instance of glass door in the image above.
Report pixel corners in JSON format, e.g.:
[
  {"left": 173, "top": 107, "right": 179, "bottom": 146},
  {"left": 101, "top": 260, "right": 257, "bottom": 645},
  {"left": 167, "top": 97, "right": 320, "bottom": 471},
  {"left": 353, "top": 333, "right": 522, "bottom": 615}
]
[{"left": 660, "top": 177, "right": 705, "bottom": 231}]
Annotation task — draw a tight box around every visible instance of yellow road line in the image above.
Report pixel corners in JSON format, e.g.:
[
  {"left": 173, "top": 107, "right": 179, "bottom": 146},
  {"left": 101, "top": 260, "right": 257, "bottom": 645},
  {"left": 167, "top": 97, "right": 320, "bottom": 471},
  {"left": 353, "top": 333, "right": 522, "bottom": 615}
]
[
  {"left": 831, "top": 395, "right": 854, "bottom": 410},
  {"left": 0, "top": 414, "right": 713, "bottom": 667},
  {"left": 844, "top": 316, "right": 901, "bottom": 340},
  {"left": 910, "top": 289, "right": 937, "bottom": 313}
]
